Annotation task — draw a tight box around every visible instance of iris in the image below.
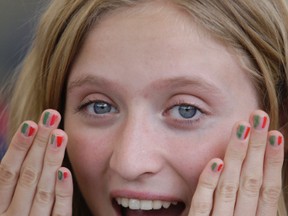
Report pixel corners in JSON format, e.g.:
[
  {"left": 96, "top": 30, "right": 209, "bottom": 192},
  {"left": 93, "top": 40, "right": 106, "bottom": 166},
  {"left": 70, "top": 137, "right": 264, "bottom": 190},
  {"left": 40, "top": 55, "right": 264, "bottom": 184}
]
[
  {"left": 94, "top": 102, "right": 112, "bottom": 114},
  {"left": 178, "top": 105, "right": 197, "bottom": 119}
]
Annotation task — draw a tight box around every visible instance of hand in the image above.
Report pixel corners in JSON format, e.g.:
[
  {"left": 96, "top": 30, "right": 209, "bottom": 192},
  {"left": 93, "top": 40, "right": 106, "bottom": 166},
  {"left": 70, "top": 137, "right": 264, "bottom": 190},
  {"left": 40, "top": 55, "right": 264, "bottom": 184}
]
[
  {"left": 189, "top": 110, "right": 284, "bottom": 216},
  {"left": 0, "top": 110, "right": 73, "bottom": 216}
]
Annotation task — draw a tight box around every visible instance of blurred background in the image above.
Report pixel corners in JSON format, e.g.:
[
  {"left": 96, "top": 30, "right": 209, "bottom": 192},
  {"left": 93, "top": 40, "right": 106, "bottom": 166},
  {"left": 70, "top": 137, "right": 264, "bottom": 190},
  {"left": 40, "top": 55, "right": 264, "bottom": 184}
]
[
  {"left": 0, "top": 0, "right": 49, "bottom": 86},
  {"left": 0, "top": 0, "right": 49, "bottom": 158}
]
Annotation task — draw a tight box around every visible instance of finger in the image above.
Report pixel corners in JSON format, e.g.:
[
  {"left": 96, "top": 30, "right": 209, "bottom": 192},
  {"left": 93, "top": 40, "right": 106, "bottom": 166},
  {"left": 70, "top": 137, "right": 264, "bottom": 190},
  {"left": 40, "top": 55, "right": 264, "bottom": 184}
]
[
  {"left": 257, "top": 131, "right": 284, "bottom": 216},
  {"left": 0, "top": 121, "right": 37, "bottom": 213},
  {"left": 52, "top": 168, "right": 73, "bottom": 216},
  {"left": 212, "top": 121, "right": 250, "bottom": 215},
  {"left": 30, "top": 130, "right": 67, "bottom": 215},
  {"left": 234, "top": 110, "right": 269, "bottom": 216},
  {"left": 7, "top": 110, "right": 61, "bottom": 216},
  {"left": 189, "top": 158, "right": 224, "bottom": 216}
]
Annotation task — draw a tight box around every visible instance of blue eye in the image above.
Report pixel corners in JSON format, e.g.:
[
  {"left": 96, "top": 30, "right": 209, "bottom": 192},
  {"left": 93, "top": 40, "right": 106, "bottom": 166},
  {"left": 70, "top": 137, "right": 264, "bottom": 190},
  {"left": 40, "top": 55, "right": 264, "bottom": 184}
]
[
  {"left": 93, "top": 102, "right": 112, "bottom": 114},
  {"left": 85, "top": 101, "right": 118, "bottom": 115},
  {"left": 169, "top": 104, "right": 201, "bottom": 120},
  {"left": 178, "top": 105, "right": 197, "bottom": 118}
]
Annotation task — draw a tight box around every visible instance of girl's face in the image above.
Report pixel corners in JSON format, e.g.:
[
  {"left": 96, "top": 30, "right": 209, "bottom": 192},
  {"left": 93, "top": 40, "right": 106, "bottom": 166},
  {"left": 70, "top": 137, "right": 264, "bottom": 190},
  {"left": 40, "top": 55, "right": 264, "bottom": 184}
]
[{"left": 64, "top": 2, "right": 259, "bottom": 216}]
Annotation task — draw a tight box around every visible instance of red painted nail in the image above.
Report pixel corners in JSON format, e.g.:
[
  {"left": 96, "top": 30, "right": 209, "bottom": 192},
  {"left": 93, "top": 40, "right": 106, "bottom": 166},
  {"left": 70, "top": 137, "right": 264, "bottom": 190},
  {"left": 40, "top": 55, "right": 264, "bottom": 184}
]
[
  {"left": 50, "top": 114, "right": 58, "bottom": 126},
  {"left": 262, "top": 116, "right": 267, "bottom": 128},
  {"left": 57, "top": 136, "right": 63, "bottom": 147},
  {"left": 217, "top": 164, "right": 223, "bottom": 172},
  {"left": 278, "top": 136, "right": 283, "bottom": 145}
]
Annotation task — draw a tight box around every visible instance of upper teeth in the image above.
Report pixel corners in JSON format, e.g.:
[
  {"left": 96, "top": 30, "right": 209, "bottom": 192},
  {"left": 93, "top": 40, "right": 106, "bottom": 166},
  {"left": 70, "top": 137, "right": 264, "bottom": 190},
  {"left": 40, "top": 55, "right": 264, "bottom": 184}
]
[{"left": 116, "top": 198, "right": 177, "bottom": 210}]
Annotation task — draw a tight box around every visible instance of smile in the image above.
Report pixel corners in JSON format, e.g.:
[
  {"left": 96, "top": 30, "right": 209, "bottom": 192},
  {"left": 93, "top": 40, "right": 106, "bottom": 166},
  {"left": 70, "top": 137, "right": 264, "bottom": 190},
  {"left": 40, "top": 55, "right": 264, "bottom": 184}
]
[{"left": 113, "top": 197, "right": 186, "bottom": 216}]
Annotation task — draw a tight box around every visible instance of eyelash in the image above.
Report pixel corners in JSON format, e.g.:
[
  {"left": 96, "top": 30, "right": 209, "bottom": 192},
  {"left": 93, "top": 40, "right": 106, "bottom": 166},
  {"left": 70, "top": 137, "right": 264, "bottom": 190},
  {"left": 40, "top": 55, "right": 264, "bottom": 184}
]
[
  {"left": 76, "top": 99, "right": 206, "bottom": 127},
  {"left": 164, "top": 100, "right": 205, "bottom": 126},
  {"left": 76, "top": 100, "right": 118, "bottom": 118}
]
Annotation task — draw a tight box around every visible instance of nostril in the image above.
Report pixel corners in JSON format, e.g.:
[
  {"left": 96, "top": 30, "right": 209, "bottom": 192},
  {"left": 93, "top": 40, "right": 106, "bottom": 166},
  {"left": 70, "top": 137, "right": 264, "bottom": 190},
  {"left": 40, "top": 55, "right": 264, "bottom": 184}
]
[{"left": 109, "top": 149, "right": 162, "bottom": 181}]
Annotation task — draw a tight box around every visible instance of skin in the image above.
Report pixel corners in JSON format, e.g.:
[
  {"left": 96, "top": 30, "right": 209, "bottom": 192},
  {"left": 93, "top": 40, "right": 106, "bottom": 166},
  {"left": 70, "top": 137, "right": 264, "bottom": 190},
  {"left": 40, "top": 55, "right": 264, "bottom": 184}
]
[
  {"left": 0, "top": 1, "right": 284, "bottom": 216},
  {"left": 64, "top": 1, "right": 282, "bottom": 216}
]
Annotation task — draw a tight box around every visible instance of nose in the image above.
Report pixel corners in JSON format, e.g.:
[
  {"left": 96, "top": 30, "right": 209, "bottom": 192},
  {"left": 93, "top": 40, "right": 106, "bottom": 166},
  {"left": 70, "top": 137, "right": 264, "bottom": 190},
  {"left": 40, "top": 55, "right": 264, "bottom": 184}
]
[{"left": 109, "top": 114, "right": 164, "bottom": 181}]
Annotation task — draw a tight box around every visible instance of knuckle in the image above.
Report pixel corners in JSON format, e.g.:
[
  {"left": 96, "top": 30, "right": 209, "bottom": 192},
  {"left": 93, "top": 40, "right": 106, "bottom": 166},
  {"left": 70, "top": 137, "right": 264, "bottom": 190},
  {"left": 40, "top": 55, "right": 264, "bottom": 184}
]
[
  {"left": 19, "top": 167, "right": 40, "bottom": 187},
  {"left": 226, "top": 149, "right": 246, "bottom": 161},
  {"left": 11, "top": 140, "right": 30, "bottom": 152},
  {"left": 241, "top": 176, "right": 262, "bottom": 197},
  {"left": 192, "top": 201, "right": 211, "bottom": 214},
  {"left": 53, "top": 212, "right": 70, "bottom": 216},
  {"left": 36, "top": 187, "right": 54, "bottom": 204},
  {"left": 217, "top": 182, "right": 238, "bottom": 202},
  {"left": 250, "top": 142, "right": 265, "bottom": 151},
  {"left": 45, "top": 156, "right": 63, "bottom": 167},
  {"left": 56, "top": 191, "right": 73, "bottom": 201},
  {"left": 53, "top": 196, "right": 72, "bottom": 216},
  {"left": 261, "top": 186, "right": 281, "bottom": 206},
  {"left": 199, "top": 178, "right": 217, "bottom": 190},
  {"left": 0, "top": 163, "right": 18, "bottom": 185},
  {"left": 34, "top": 134, "right": 49, "bottom": 148},
  {"left": 267, "top": 157, "right": 283, "bottom": 168}
]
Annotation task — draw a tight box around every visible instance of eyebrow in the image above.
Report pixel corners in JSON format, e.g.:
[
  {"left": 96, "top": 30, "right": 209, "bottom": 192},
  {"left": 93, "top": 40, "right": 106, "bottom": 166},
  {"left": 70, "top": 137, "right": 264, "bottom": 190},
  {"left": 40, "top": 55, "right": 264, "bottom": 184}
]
[
  {"left": 67, "top": 75, "right": 123, "bottom": 93},
  {"left": 150, "top": 77, "right": 221, "bottom": 93},
  {"left": 67, "top": 74, "right": 223, "bottom": 97}
]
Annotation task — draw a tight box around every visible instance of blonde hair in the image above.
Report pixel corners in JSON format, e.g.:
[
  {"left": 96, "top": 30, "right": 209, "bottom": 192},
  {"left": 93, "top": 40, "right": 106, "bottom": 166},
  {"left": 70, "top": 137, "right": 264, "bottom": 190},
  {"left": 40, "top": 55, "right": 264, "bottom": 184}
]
[{"left": 7, "top": 0, "right": 288, "bottom": 215}]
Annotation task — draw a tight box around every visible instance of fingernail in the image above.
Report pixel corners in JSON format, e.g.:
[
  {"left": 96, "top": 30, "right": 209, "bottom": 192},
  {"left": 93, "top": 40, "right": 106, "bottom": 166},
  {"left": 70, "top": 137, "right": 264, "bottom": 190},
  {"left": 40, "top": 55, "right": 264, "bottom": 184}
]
[
  {"left": 58, "top": 170, "right": 69, "bottom": 181},
  {"left": 269, "top": 135, "right": 283, "bottom": 146},
  {"left": 236, "top": 125, "right": 250, "bottom": 140},
  {"left": 43, "top": 111, "right": 58, "bottom": 127},
  {"left": 253, "top": 115, "right": 268, "bottom": 130},
  {"left": 211, "top": 162, "right": 223, "bottom": 172},
  {"left": 50, "top": 134, "right": 63, "bottom": 148},
  {"left": 21, "top": 123, "right": 36, "bottom": 137}
]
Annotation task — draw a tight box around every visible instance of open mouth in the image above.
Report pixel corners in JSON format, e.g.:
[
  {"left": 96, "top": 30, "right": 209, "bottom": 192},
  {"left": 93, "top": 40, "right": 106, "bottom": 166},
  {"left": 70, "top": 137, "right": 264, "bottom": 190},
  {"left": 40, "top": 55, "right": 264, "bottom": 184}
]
[{"left": 112, "top": 198, "right": 186, "bottom": 216}]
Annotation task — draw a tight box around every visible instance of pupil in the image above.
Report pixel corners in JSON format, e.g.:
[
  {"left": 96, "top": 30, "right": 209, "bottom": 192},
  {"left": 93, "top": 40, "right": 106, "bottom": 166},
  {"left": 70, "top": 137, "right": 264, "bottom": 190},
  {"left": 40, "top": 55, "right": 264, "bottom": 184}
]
[
  {"left": 94, "top": 102, "right": 111, "bottom": 114},
  {"left": 178, "top": 105, "right": 196, "bottom": 119}
]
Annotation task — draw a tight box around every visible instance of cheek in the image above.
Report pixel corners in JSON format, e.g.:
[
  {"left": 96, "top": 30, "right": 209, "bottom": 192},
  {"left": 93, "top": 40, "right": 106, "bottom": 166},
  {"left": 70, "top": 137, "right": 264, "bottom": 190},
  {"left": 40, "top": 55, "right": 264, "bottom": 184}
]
[
  {"left": 167, "top": 128, "right": 229, "bottom": 191},
  {"left": 66, "top": 128, "right": 112, "bottom": 181}
]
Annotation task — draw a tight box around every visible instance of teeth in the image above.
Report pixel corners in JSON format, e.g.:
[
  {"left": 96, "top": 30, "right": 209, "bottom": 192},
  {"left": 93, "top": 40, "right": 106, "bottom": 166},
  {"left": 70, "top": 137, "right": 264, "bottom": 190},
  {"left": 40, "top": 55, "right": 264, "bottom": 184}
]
[
  {"left": 162, "top": 201, "right": 171, "bottom": 209},
  {"left": 116, "top": 198, "right": 177, "bottom": 210},
  {"left": 141, "top": 200, "right": 153, "bottom": 210}
]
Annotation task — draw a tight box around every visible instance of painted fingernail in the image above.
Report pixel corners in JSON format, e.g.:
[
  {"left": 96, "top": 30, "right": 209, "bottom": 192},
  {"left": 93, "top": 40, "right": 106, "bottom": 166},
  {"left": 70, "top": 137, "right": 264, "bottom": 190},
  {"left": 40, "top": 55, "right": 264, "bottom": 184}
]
[
  {"left": 269, "top": 135, "right": 283, "bottom": 146},
  {"left": 43, "top": 111, "right": 58, "bottom": 127},
  {"left": 21, "top": 123, "right": 36, "bottom": 137},
  {"left": 236, "top": 125, "right": 250, "bottom": 140},
  {"left": 253, "top": 115, "right": 268, "bottom": 130},
  {"left": 50, "top": 134, "right": 63, "bottom": 148},
  {"left": 58, "top": 170, "right": 69, "bottom": 181},
  {"left": 211, "top": 162, "right": 223, "bottom": 172}
]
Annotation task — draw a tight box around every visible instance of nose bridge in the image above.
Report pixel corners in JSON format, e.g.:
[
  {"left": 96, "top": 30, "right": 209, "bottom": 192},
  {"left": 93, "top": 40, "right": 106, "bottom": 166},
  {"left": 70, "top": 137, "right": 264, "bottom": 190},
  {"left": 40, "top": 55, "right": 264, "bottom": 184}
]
[{"left": 109, "top": 111, "right": 162, "bottom": 180}]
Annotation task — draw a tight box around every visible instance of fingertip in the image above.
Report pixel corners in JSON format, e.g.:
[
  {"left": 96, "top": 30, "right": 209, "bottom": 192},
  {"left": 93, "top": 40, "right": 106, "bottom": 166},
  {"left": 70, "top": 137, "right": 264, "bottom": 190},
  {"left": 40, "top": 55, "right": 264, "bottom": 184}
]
[
  {"left": 19, "top": 121, "right": 38, "bottom": 139},
  {"left": 209, "top": 158, "right": 224, "bottom": 173},
  {"left": 40, "top": 109, "right": 61, "bottom": 128},
  {"left": 267, "top": 130, "right": 284, "bottom": 148},
  {"left": 233, "top": 121, "right": 251, "bottom": 143},
  {"left": 49, "top": 129, "right": 68, "bottom": 150},
  {"left": 10, "top": 121, "right": 38, "bottom": 152},
  {"left": 198, "top": 158, "right": 223, "bottom": 187},
  {"left": 54, "top": 167, "right": 73, "bottom": 216},
  {"left": 57, "top": 167, "right": 72, "bottom": 183},
  {"left": 249, "top": 110, "right": 270, "bottom": 131},
  {"left": 55, "top": 167, "right": 73, "bottom": 199}
]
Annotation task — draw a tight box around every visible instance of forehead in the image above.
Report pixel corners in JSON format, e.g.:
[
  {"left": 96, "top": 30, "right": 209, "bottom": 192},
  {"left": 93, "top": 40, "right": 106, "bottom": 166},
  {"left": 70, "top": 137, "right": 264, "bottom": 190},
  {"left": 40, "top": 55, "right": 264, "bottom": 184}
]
[
  {"left": 88, "top": 1, "right": 209, "bottom": 45},
  {"left": 67, "top": 0, "right": 255, "bottom": 100}
]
